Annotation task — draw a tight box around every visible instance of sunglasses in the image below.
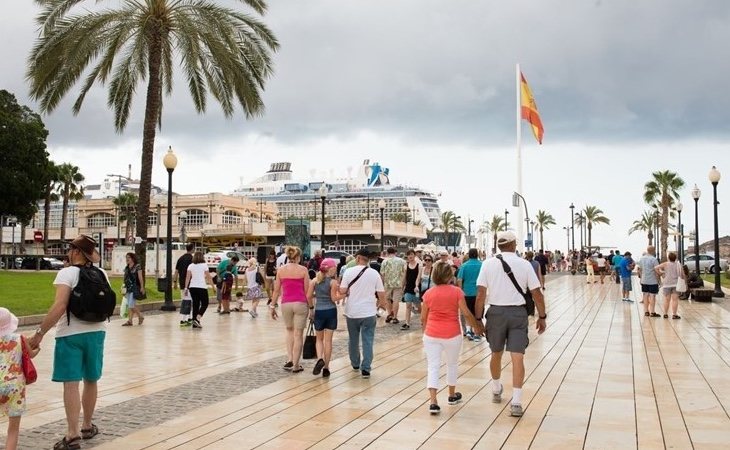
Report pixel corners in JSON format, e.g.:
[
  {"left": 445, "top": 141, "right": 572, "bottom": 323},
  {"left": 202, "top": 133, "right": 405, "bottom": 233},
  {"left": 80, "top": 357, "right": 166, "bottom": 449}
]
[{"left": 424, "top": 259, "right": 433, "bottom": 262}]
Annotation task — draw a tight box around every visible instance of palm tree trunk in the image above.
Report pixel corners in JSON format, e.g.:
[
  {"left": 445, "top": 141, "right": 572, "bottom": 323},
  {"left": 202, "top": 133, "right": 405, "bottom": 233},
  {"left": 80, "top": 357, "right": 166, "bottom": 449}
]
[
  {"left": 588, "top": 223, "right": 592, "bottom": 247},
  {"left": 539, "top": 227, "right": 544, "bottom": 250},
  {"left": 134, "top": 28, "right": 163, "bottom": 272},
  {"left": 660, "top": 194, "right": 669, "bottom": 262},
  {"left": 43, "top": 189, "right": 51, "bottom": 253},
  {"left": 60, "top": 186, "right": 69, "bottom": 242}
]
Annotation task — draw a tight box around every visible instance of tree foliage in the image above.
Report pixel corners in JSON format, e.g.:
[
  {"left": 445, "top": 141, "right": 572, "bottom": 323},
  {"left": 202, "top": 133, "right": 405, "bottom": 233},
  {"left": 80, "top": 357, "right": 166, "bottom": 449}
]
[
  {"left": 56, "top": 163, "right": 85, "bottom": 242},
  {"left": 628, "top": 210, "right": 657, "bottom": 247},
  {"left": 27, "top": 0, "right": 279, "bottom": 269},
  {"left": 582, "top": 205, "right": 610, "bottom": 247},
  {"left": 535, "top": 210, "right": 556, "bottom": 251},
  {"left": 0, "top": 89, "right": 50, "bottom": 223},
  {"left": 644, "top": 171, "right": 684, "bottom": 261}
]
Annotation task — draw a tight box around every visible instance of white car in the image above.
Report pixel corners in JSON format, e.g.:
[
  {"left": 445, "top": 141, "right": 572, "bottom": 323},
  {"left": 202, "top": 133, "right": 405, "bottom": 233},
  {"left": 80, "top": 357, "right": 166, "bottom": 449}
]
[
  {"left": 204, "top": 250, "right": 247, "bottom": 272},
  {"left": 685, "top": 254, "right": 729, "bottom": 274}
]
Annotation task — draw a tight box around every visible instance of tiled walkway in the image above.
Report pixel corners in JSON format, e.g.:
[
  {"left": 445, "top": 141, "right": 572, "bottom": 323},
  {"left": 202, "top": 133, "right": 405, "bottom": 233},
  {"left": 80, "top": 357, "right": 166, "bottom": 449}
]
[{"left": 3, "top": 273, "right": 730, "bottom": 449}]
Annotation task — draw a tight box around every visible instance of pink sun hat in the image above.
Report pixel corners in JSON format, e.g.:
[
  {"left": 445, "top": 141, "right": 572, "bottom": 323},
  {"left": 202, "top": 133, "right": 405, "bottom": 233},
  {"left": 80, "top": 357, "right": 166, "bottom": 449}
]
[{"left": 0, "top": 307, "right": 19, "bottom": 336}]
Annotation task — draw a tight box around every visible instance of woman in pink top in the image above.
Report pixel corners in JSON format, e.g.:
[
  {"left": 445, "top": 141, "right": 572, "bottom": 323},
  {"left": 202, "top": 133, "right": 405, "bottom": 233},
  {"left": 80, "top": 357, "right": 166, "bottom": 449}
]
[
  {"left": 421, "top": 261, "right": 481, "bottom": 415},
  {"left": 271, "top": 246, "right": 312, "bottom": 373}
]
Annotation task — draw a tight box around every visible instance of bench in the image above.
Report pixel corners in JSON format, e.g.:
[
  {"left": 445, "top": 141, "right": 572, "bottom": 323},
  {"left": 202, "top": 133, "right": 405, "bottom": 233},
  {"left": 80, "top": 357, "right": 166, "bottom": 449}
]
[{"left": 691, "top": 288, "right": 714, "bottom": 302}]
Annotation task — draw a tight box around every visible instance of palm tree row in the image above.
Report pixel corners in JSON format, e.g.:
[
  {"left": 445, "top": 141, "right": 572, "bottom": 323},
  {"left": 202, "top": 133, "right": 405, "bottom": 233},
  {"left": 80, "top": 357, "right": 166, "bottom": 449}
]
[{"left": 642, "top": 171, "right": 684, "bottom": 261}]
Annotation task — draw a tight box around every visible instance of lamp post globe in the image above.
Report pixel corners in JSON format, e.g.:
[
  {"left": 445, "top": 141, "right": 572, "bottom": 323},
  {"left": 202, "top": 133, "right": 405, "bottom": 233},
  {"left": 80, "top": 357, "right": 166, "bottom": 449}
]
[
  {"left": 708, "top": 167, "right": 724, "bottom": 298},
  {"left": 378, "top": 199, "right": 386, "bottom": 254},
  {"left": 691, "top": 184, "right": 701, "bottom": 276},
  {"left": 162, "top": 146, "right": 177, "bottom": 311}
]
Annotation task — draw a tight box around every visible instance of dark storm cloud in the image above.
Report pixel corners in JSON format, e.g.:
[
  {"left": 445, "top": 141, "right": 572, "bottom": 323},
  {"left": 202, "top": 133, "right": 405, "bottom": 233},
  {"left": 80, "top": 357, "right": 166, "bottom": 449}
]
[{"left": 2, "top": 0, "right": 730, "bottom": 150}]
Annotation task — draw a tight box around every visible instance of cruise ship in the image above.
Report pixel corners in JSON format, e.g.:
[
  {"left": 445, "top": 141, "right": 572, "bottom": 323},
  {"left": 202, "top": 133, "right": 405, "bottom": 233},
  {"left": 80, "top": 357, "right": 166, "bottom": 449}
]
[{"left": 233, "top": 160, "right": 444, "bottom": 230}]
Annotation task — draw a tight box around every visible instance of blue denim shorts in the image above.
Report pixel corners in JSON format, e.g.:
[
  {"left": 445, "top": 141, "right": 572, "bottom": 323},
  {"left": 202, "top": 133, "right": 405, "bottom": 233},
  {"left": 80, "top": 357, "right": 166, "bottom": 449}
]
[
  {"left": 621, "top": 277, "right": 632, "bottom": 291},
  {"left": 52, "top": 331, "right": 106, "bottom": 382},
  {"left": 403, "top": 292, "right": 419, "bottom": 303},
  {"left": 313, "top": 308, "right": 338, "bottom": 331}
]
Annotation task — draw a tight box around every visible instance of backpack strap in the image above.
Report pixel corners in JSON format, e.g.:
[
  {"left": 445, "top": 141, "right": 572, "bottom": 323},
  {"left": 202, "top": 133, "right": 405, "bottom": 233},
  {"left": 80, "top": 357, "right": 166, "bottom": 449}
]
[{"left": 345, "top": 266, "right": 369, "bottom": 296}]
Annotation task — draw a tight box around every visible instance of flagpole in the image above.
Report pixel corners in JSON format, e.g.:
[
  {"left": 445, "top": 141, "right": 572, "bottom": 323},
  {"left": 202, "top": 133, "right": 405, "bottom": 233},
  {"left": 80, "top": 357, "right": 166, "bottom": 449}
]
[{"left": 516, "top": 63, "right": 524, "bottom": 252}]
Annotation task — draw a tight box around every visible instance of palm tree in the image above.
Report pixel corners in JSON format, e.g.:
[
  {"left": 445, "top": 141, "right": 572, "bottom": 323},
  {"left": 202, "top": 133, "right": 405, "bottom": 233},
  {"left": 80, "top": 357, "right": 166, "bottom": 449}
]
[
  {"left": 534, "top": 210, "right": 556, "bottom": 251},
  {"left": 644, "top": 171, "right": 684, "bottom": 262},
  {"left": 582, "top": 205, "right": 610, "bottom": 248},
  {"left": 113, "top": 192, "right": 138, "bottom": 244},
  {"left": 573, "top": 213, "right": 586, "bottom": 247},
  {"left": 42, "top": 161, "right": 59, "bottom": 253},
  {"left": 487, "top": 215, "right": 506, "bottom": 253},
  {"left": 628, "top": 211, "right": 657, "bottom": 247},
  {"left": 27, "top": 0, "right": 279, "bottom": 268},
  {"left": 441, "top": 211, "right": 464, "bottom": 250},
  {"left": 56, "top": 163, "right": 85, "bottom": 242}
]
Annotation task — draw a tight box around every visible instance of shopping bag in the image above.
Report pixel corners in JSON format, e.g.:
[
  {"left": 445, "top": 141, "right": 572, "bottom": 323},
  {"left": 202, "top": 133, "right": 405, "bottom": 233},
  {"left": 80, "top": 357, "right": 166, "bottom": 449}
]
[
  {"left": 120, "top": 297, "right": 129, "bottom": 319},
  {"left": 676, "top": 277, "right": 688, "bottom": 293},
  {"left": 302, "top": 320, "right": 317, "bottom": 360}
]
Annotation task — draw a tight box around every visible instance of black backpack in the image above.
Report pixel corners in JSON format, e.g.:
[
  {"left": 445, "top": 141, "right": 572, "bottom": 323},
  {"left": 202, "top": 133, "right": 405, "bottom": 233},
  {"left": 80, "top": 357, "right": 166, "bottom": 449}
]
[{"left": 67, "top": 264, "right": 117, "bottom": 324}]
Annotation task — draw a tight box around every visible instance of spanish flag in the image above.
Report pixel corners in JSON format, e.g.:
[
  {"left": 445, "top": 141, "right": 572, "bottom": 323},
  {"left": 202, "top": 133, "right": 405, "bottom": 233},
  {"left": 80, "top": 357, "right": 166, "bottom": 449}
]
[{"left": 520, "top": 72, "right": 544, "bottom": 144}]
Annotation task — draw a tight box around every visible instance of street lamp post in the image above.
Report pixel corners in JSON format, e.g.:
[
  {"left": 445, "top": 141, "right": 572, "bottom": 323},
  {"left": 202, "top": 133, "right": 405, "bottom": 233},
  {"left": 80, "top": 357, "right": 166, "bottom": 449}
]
[
  {"left": 530, "top": 221, "right": 535, "bottom": 250},
  {"left": 107, "top": 173, "right": 127, "bottom": 246},
  {"left": 179, "top": 210, "right": 188, "bottom": 244},
  {"left": 504, "top": 209, "right": 509, "bottom": 230},
  {"left": 162, "top": 147, "right": 177, "bottom": 312},
  {"left": 570, "top": 203, "right": 575, "bottom": 251},
  {"left": 709, "top": 166, "right": 724, "bottom": 298},
  {"left": 155, "top": 204, "right": 161, "bottom": 277},
  {"left": 691, "top": 184, "right": 701, "bottom": 276},
  {"left": 563, "top": 226, "right": 570, "bottom": 255},
  {"left": 257, "top": 200, "right": 265, "bottom": 223},
  {"left": 378, "top": 199, "right": 386, "bottom": 254},
  {"left": 319, "top": 184, "right": 327, "bottom": 251},
  {"left": 676, "top": 202, "right": 683, "bottom": 263},
  {"left": 468, "top": 218, "right": 474, "bottom": 249}
]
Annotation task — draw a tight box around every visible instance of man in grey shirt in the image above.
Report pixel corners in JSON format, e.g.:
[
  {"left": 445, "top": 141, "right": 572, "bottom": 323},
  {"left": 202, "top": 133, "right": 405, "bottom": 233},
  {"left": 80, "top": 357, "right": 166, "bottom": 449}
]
[{"left": 637, "top": 246, "right": 660, "bottom": 317}]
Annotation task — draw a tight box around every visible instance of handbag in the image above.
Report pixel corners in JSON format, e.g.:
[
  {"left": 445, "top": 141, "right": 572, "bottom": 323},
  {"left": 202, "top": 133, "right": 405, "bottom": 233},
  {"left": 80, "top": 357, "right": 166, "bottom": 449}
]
[
  {"left": 120, "top": 296, "right": 129, "bottom": 318},
  {"left": 180, "top": 299, "right": 192, "bottom": 316},
  {"left": 496, "top": 255, "right": 536, "bottom": 316},
  {"left": 302, "top": 320, "right": 317, "bottom": 360},
  {"left": 133, "top": 286, "right": 147, "bottom": 300},
  {"left": 676, "top": 262, "right": 688, "bottom": 293},
  {"left": 20, "top": 336, "right": 37, "bottom": 385}
]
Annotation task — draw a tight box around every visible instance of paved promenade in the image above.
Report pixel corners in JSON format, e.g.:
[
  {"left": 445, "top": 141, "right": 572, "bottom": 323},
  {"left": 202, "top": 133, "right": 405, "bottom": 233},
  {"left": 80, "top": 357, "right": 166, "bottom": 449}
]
[{"left": 3, "top": 273, "right": 730, "bottom": 449}]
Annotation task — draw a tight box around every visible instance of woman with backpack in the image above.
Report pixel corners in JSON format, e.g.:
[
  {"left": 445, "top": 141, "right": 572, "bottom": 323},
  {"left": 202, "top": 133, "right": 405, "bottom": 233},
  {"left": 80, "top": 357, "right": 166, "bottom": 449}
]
[{"left": 122, "top": 252, "right": 145, "bottom": 326}]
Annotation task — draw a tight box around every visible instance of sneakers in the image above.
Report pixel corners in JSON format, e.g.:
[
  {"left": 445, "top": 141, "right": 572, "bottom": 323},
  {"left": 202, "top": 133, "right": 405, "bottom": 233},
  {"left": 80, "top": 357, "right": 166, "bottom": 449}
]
[
  {"left": 249, "top": 310, "right": 258, "bottom": 318},
  {"left": 361, "top": 370, "right": 370, "bottom": 379},
  {"left": 179, "top": 320, "right": 191, "bottom": 327},
  {"left": 192, "top": 320, "right": 202, "bottom": 329},
  {"left": 492, "top": 385, "right": 503, "bottom": 403},
  {"left": 465, "top": 330, "right": 475, "bottom": 341},
  {"left": 510, "top": 404, "right": 524, "bottom": 417},
  {"left": 401, "top": 323, "right": 410, "bottom": 330},
  {"left": 429, "top": 404, "right": 441, "bottom": 415},
  {"left": 448, "top": 392, "right": 462, "bottom": 405},
  {"left": 322, "top": 368, "right": 330, "bottom": 378},
  {"left": 471, "top": 334, "right": 483, "bottom": 343},
  {"left": 313, "top": 358, "right": 325, "bottom": 375}
]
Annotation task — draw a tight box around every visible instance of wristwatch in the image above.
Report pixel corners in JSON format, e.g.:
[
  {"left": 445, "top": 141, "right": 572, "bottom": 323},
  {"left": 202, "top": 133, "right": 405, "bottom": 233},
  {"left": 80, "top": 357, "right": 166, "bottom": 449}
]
[
  {"left": 269, "top": 303, "right": 278, "bottom": 309},
  {"left": 538, "top": 314, "right": 547, "bottom": 320}
]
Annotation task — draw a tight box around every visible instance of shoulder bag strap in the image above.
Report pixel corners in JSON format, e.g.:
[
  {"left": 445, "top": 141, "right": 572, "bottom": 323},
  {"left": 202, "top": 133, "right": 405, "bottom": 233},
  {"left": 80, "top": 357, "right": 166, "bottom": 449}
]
[
  {"left": 346, "top": 266, "right": 369, "bottom": 295},
  {"left": 496, "top": 255, "right": 526, "bottom": 297}
]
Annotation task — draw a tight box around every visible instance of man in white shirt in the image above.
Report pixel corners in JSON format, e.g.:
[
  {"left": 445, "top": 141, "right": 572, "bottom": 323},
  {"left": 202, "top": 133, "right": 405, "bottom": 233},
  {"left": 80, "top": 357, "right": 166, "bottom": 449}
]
[
  {"left": 475, "top": 231, "right": 547, "bottom": 418},
  {"left": 28, "top": 235, "right": 111, "bottom": 449},
  {"left": 340, "top": 248, "right": 386, "bottom": 379}
]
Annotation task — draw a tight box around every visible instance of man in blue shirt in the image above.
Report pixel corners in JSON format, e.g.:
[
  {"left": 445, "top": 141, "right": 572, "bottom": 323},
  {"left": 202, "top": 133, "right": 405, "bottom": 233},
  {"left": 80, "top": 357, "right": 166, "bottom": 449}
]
[
  {"left": 618, "top": 251, "right": 635, "bottom": 302},
  {"left": 457, "top": 248, "right": 483, "bottom": 341},
  {"left": 612, "top": 250, "right": 622, "bottom": 284}
]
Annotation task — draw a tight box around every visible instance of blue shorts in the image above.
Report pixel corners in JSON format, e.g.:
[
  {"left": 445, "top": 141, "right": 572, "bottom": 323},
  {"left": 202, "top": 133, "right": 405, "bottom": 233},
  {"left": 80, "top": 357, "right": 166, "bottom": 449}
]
[
  {"left": 621, "top": 277, "right": 632, "bottom": 291},
  {"left": 53, "top": 331, "right": 106, "bottom": 382},
  {"left": 313, "top": 308, "right": 338, "bottom": 331},
  {"left": 403, "top": 292, "right": 419, "bottom": 303},
  {"left": 125, "top": 291, "right": 137, "bottom": 308}
]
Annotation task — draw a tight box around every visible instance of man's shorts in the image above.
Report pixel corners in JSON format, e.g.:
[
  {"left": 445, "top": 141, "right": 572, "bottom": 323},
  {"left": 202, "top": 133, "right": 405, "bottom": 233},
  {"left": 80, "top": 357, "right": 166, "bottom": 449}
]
[
  {"left": 385, "top": 287, "right": 404, "bottom": 303},
  {"left": 621, "top": 277, "right": 632, "bottom": 291},
  {"left": 313, "top": 308, "right": 338, "bottom": 331},
  {"left": 52, "top": 331, "right": 106, "bottom": 382},
  {"left": 641, "top": 284, "right": 659, "bottom": 294},
  {"left": 663, "top": 286, "right": 677, "bottom": 296},
  {"left": 464, "top": 296, "right": 477, "bottom": 316},
  {"left": 403, "top": 292, "right": 418, "bottom": 303},
  {"left": 485, "top": 305, "right": 528, "bottom": 354}
]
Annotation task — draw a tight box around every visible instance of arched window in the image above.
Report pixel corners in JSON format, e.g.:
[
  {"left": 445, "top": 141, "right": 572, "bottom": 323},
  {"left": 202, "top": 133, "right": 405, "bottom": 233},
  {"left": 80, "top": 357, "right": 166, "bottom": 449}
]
[
  {"left": 222, "top": 210, "right": 242, "bottom": 225},
  {"left": 182, "top": 209, "right": 208, "bottom": 226},
  {"left": 87, "top": 213, "right": 116, "bottom": 228}
]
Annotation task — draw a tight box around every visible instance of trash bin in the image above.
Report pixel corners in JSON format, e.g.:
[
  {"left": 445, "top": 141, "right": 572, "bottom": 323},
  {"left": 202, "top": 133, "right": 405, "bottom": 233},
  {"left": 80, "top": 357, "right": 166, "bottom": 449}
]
[{"left": 157, "top": 277, "right": 168, "bottom": 293}]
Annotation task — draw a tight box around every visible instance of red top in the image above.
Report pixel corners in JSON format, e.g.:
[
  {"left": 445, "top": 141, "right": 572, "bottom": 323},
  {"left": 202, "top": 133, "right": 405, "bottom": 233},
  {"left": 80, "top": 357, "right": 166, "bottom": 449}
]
[{"left": 423, "top": 285, "right": 463, "bottom": 339}]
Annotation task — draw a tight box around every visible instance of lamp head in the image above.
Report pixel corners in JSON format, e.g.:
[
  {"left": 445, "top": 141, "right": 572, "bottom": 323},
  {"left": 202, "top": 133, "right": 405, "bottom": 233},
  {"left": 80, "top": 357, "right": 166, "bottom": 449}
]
[
  {"left": 318, "top": 184, "right": 328, "bottom": 197},
  {"left": 709, "top": 165, "right": 721, "bottom": 184},
  {"left": 676, "top": 202, "right": 683, "bottom": 212},
  {"left": 570, "top": 202, "right": 575, "bottom": 210},
  {"left": 378, "top": 199, "right": 386, "bottom": 209},
  {"left": 691, "top": 184, "right": 701, "bottom": 200},
  {"left": 179, "top": 210, "right": 188, "bottom": 219},
  {"left": 163, "top": 146, "right": 177, "bottom": 171}
]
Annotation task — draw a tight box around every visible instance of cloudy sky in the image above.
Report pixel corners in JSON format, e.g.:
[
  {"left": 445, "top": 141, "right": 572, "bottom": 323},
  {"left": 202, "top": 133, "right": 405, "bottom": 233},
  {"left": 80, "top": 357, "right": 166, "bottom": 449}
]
[{"left": 2, "top": 0, "right": 729, "bottom": 253}]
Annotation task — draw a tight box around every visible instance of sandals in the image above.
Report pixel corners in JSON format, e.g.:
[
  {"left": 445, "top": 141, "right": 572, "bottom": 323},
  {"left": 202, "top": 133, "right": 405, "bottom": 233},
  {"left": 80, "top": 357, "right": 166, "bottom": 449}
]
[
  {"left": 121, "top": 321, "right": 133, "bottom": 326},
  {"left": 138, "top": 316, "right": 144, "bottom": 325},
  {"left": 672, "top": 315, "right": 681, "bottom": 320},
  {"left": 650, "top": 313, "right": 661, "bottom": 317},
  {"left": 663, "top": 314, "right": 669, "bottom": 319},
  {"left": 81, "top": 423, "right": 99, "bottom": 440},
  {"left": 53, "top": 436, "right": 81, "bottom": 450},
  {"left": 644, "top": 312, "right": 650, "bottom": 317},
  {"left": 291, "top": 366, "right": 304, "bottom": 373}
]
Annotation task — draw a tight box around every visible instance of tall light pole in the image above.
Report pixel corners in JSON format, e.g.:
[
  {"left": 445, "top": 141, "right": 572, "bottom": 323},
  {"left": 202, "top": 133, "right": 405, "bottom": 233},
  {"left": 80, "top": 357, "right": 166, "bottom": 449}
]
[
  {"left": 257, "top": 200, "right": 265, "bottom": 223},
  {"left": 107, "top": 173, "right": 127, "bottom": 246},
  {"left": 530, "top": 221, "right": 535, "bottom": 250},
  {"left": 468, "top": 218, "right": 474, "bottom": 249},
  {"left": 179, "top": 210, "right": 188, "bottom": 243},
  {"left": 319, "top": 184, "right": 327, "bottom": 251},
  {"left": 676, "top": 202, "right": 683, "bottom": 263},
  {"left": 155, "top": 204, "right": 161, "bottom": 277},
  {"left": 653, "top": 206, "right": 661, "bottom": 261},
  {"left": 709, "top": 166, "right": 724, "bottom": 298},
  {"left": 691, "top": 184, "right": 701, "bottom": 276},
  {"left": 162, "top": 147, "right": 177, "bottom": 312},
  {"left": 504, "top": 209, "right": 509, "bottom": 230},
  {"left": 378, "top": 199, "right": 386, "bottom": 254},
  {"left": 569, "top": 203, "right": 575, "bottom": 251},
  {"left": 563, "top": 226, "right": 570, "bottom": 254}
]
